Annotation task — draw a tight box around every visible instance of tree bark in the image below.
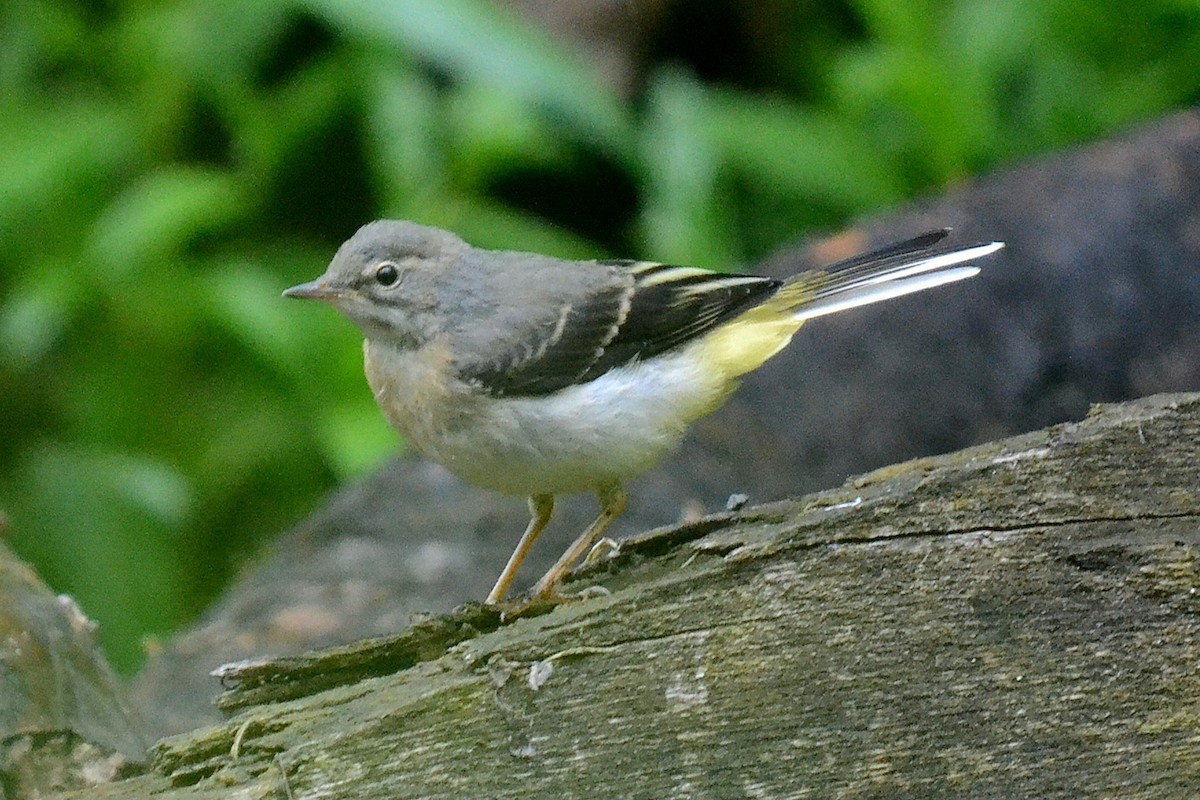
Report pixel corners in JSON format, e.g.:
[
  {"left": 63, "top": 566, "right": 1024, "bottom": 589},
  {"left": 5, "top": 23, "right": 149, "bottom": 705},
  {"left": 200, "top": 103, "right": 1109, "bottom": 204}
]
[{"left": 73, "top": 392, "right": 1200, "bottom": 799}]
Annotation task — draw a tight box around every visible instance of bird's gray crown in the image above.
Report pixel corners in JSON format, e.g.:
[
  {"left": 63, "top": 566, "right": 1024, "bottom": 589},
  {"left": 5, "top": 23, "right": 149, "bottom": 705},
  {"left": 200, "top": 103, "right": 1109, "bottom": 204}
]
[{"left": 333, "top": 219, "right": 468, "bottom": 272}]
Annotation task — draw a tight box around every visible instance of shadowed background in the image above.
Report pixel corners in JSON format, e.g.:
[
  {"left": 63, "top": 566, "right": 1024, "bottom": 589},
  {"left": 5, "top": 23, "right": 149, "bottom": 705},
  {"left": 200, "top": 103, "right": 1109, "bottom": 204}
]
[{"left": 2, "top": 0, "right": 1199, "bottom": 677}]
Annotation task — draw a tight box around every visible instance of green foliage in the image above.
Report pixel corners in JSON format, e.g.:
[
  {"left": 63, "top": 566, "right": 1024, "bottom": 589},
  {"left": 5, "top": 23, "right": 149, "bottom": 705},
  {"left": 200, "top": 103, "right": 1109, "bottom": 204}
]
[{"left": 1, "top": 0, "right": 1197, "bottom": 672}]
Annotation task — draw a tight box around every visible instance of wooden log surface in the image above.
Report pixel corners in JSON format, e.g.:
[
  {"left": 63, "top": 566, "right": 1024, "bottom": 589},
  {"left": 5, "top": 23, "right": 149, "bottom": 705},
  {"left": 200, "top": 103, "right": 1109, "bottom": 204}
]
[
  {"left": 70, "top": 391, "right": 1200, "bottom": 798},
  {"left": 0, "top": 540, "right": 149, "bottom": 796}
]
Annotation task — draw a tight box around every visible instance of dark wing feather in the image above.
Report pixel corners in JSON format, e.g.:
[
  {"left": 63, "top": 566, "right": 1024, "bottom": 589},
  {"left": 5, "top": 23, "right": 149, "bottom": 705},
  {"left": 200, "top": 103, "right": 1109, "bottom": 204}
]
[
  {"left": 585, "top": 263, "right": 779, "bottom": 378},
  {"left": 466, "top": 281, "right": 630, "bottom": 397},
  {"left": 466, "top": 262, "right": 780, "bottom": 398}
]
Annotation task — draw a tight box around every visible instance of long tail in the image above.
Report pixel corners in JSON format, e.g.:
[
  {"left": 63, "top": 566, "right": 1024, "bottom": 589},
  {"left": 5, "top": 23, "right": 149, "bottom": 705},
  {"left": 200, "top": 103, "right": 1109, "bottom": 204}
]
[
  {"left": 773, "top": 229, "right": 1004, "bottom": 320},
  {"left": 698, "top": 230, "right": 1003, "bottom": 380}
]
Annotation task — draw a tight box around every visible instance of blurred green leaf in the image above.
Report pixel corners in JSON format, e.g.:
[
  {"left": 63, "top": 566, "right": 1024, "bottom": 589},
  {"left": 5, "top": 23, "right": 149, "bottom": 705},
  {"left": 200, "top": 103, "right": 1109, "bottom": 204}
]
[
  {"left": 847, "top": 0, "right": 936, "bottom": 44},
  {"left": 231, "top": 55, "right": 353, "bottom": 187},
  {"left": 7, "top": 443, "right": 190, "bottom": 672},
  {"left": 0, "top": 0, "right": 88, "bottom": 91},
  {"left": 364, "top": 66, "right": 446, "bottom": 208},
  {"left": 204, "top": 262, "right": 311, "bottom": 377},
  {"left": 0, "top": 268, "right": 78, "bottom": 367},
  {"left": 0, "top": 102, "right": 134, "bottom": 249},
  {"left": 444, "top": 81, "right": 570, "bottom": 189},
  {"left": 705, "top": 88, "right": 906, "bottom": 211},
  {"left": 122, "top": 0, "right": 292, "bottom": 87},
  {"left": 302, "top": 0, "right": 635, "bottom": 161},
  {"left": 88, "top": 168, "right": 248, "bottom": 279},
  {"left": 639, "top": 69, "right": 733, "bottom": 268},
  {"left": 316, "top": 399, "right": 399, "bottom": 479}
]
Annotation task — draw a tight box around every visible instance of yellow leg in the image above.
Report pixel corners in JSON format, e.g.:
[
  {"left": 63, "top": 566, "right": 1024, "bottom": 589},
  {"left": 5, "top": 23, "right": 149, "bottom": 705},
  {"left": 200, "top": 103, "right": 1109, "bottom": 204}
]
[
  {"left": 486, "top": 494, "right": 554, "bottom": 605},
  {"left": 528, "top": 481, "right": 627, "bottom": 601}
]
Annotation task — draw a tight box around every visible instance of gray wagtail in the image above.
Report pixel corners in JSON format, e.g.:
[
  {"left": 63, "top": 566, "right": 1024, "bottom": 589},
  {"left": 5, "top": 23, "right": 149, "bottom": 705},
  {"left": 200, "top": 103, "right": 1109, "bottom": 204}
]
[{"left": 285, "top": 221, "right": 1002, "bottom": 604}]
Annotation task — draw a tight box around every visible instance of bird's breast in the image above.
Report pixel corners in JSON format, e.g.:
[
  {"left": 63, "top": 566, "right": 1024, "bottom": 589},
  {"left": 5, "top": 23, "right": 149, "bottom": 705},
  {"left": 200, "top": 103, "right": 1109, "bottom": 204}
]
[{"left": 363, "top": 338, "right": 468, "bottom": 449}]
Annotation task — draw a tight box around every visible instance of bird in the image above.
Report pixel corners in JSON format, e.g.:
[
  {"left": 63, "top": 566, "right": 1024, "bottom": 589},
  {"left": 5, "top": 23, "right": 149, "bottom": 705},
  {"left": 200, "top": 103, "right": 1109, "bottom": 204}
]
[{"left": 284, "top": 221, "right": 1003, "bottom": 605}]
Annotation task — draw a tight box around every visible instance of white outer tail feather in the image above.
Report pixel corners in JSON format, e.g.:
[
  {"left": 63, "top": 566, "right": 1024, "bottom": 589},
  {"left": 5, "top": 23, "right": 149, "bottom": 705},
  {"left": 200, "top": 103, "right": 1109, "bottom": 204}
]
[{"left": 792, "top": 241, "right": 1003, "bottom": 322}]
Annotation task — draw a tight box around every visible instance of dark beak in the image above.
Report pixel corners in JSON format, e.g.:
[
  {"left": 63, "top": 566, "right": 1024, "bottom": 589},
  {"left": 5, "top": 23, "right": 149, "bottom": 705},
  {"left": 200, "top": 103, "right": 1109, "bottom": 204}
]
[{"left": 283, "top": 280, "right": 342, "bottom": 301}]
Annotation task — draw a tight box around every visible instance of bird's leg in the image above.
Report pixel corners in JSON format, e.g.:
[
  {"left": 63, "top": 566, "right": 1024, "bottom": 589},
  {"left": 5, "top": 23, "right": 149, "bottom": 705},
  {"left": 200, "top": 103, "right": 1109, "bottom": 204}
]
[
  {"left": 528, "top": 481, "right": 627, "bottom": 601},
  {"left": 486, "top": 494, "right": 554, "bottom": 605}
]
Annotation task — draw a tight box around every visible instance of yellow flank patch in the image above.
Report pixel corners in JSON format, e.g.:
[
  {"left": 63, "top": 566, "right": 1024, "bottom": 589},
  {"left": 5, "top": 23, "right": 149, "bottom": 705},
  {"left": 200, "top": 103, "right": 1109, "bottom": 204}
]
[
  {"left": 692, "top": 312, "right": 803, "bottom": 381},
  {"left": 687, "top": 275, "right": 826, "bottom": 379}
]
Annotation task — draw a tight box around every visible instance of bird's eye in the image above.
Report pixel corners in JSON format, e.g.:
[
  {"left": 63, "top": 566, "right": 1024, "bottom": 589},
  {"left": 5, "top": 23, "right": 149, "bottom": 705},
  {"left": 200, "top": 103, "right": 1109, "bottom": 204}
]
[{"left": 374, "top": 262, "right": 400, "bottom": 287}]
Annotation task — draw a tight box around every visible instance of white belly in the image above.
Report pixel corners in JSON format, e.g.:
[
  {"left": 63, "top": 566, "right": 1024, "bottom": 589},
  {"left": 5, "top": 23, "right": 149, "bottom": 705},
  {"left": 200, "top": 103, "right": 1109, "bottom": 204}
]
[{"left": 366, "top": 340, "right": 729, "bottom": 497}]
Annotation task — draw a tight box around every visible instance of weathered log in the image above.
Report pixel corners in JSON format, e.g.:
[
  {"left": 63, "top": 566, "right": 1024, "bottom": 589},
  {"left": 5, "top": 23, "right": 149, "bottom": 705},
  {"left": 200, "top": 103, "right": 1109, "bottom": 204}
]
[
  {"left": 71, "top": 392, "right": 1200, "bottom": 798},
  {"left": 0, "top": 540, "right": 149, "bottom": 796}
]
